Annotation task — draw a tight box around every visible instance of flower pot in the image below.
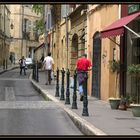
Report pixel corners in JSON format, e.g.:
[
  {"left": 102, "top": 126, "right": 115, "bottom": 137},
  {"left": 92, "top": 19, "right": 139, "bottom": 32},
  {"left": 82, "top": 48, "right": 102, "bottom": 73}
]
[
  {"left": 130, "top": 104, "right": 140, "bottom": 117},
  {"left": 131, "top": 74, "right": 140, "bottom": 78},
  {"left": 109, "top": 98, "right": 121, "bottom": 109},
  {"left": 118, "top": 104, "right": 127, "bottom": 110}
]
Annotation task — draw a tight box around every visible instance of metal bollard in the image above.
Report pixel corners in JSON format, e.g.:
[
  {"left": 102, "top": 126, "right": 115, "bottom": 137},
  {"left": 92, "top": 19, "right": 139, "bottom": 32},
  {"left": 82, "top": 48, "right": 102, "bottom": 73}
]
[
  {"left": 32, "top": 63, "right": 36, "bottom": 80},
  {"left": 32, "top": 64, "right": 34, "bottom": 80},
  {"left": 65, "top": 69, "right": 70, "bottom": 104},
  {"left": 60, "top": 68, "right": 65, "bottom": 100},
  {"left": 36, "top": 61, "right": 39, "bottom": 82},
  {"left": 35, "top": 62, "right": 37, "bottom": 81},
  {"left": 33, "top": 62, "right": 37, "bottom": 81},
  {"left": 55, "top": 68, "right": 59, "bottom": 97},
  {"left": 72, "top": 70, "right": 78, "bottom": 109},
  {"left": 34, "top": 64, "right": 36, "bottom": 80},
  {"left": 6, "top": 59, "right": 7, "bottom": 70},
  {"left": 82, "top": 72, "right": 89, "bottom": 116},
  {"left": 3, "top": 59, "right": 5, "bottom": 70}
]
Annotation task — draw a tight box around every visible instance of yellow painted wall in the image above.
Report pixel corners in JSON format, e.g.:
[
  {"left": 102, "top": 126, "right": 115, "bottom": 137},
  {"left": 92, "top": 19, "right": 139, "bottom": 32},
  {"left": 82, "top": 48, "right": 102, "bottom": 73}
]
[{"left": 87, "top": 5, "right": 119, "bottom": 101}]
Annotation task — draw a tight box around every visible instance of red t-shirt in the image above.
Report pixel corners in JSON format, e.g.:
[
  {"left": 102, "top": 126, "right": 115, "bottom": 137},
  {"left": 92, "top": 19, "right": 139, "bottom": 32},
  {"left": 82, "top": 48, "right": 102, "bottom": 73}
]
[{"left": 76, "top": 57, "right": 92, "bottom": 71}]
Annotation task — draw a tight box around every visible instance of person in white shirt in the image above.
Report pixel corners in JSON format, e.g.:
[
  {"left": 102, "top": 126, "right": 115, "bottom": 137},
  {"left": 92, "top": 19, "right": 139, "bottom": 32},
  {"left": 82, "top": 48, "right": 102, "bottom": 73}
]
[
  {"left": 19, "top": 56, "right": 26, "bottom": 75},
  {"left": 43, "top": 52, "right": 54, "bottom": 85}
]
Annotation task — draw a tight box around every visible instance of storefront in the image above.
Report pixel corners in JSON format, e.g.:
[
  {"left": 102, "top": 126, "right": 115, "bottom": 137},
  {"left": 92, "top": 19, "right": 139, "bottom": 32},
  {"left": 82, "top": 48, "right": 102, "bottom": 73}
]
[{"left": 101, "top": 6, "right": 140, "bottom": 101}]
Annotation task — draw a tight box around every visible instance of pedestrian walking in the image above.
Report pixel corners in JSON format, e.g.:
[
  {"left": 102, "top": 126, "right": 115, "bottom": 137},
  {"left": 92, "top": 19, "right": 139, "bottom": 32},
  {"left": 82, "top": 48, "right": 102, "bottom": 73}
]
[
  {"left": 43, "top": 52, "right": 54, "bottom": 85},
  {"left": 19, "top": 56, "right": 26, "bottom": 75},
  {"left": 9, "top": 54, "right": 13, "bottom": 64},
  {"left": 76, "top": 54, "right": 92, "bottom": 101}
]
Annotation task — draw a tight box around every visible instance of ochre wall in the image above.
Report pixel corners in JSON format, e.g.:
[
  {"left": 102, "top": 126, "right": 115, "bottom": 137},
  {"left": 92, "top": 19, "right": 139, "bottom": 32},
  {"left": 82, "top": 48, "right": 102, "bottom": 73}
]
[{"left": 87, "top": 5, "right": 119, "bottom": 101}]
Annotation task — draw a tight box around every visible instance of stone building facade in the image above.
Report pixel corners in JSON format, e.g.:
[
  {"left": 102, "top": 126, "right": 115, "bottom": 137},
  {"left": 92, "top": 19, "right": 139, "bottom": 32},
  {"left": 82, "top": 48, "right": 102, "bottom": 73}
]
[
  {"left": 9, "top": 4, "right": 41, "bottom": 63},
  {"left": 0, "top": 5, "right": 11, "bottom": 68}
]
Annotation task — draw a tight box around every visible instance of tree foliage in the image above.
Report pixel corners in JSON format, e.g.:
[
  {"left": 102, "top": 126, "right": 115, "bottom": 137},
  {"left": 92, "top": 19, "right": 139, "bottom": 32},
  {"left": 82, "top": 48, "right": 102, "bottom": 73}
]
[
  {"left": 32, "top": 5, "right": 43, "bottom": 15},
  {"left": 32, "top": 5, "right": 45, "bottom": 34}
]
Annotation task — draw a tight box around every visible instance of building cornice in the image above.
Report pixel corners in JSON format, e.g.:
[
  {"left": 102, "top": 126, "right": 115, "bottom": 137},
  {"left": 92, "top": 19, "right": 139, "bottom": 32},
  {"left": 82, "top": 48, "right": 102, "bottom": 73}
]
[{"left": 68, "top": 5, "right": 87, "bottom": 18}]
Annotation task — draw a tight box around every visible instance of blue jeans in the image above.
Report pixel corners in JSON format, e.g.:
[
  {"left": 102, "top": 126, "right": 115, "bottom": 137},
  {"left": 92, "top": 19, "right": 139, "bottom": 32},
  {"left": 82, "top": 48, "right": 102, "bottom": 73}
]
[{"left": 79, "top": 84, "right": 83, "bottom": 95}]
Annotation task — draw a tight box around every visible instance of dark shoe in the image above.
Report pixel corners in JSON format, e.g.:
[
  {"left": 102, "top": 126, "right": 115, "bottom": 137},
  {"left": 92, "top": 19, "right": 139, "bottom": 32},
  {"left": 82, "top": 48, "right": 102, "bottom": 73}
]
[
  {"left": 80, "top": 95, "right": 84, "bottom": 101},
  {"left": 45, "top": 83, "right": 48, "bottom": 85}
]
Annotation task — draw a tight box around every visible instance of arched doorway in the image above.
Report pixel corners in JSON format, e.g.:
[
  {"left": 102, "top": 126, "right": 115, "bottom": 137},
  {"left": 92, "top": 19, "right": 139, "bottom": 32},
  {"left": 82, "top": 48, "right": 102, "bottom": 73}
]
[
  {"left": 92, "top": 32, "right": 101, "bottom": 99},
  {"left": 71, "top": 34, "right": 78, "bottom": 75}
]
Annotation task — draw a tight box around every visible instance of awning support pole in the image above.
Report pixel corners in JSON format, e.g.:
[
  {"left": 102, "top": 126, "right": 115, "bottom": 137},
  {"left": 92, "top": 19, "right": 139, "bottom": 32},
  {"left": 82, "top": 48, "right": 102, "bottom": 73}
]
[
  {"left": 108, "top": 37, "right": 120, "bottom": 47},
  {"left": 124, "top": 25, "right": 140, "bottom": 38}
]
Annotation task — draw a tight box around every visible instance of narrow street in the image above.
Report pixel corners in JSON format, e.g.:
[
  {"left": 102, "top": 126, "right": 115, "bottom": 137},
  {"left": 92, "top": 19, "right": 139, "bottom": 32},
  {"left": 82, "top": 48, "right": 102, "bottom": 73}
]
[
  {"left": 1, "top": 4, "right": 140, "bottom": 137},
  {"left": 0, "top": 69, "right": 82, "bottom": 135}
]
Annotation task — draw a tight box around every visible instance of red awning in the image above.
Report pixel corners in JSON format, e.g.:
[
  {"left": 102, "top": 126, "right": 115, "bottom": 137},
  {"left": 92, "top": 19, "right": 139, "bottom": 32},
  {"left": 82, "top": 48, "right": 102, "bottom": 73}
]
[{"left": 100, "top": 12, "right": 140, "bottom": 38}]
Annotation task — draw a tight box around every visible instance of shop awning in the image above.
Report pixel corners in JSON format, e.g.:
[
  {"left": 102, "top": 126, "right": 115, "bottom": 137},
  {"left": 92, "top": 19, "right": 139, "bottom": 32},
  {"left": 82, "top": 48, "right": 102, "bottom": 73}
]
[
  {"left": 100, "top": 11, "right": 140, "bottom": 38},
  {"left": 34, "top": 43, "right": 45, "bottom": 53}
]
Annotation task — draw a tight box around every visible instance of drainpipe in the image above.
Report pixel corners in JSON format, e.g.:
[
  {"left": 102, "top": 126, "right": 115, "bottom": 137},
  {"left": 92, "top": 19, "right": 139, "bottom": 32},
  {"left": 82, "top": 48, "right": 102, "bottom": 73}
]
[
  {"left": 117, "top": 4, "right": 121, "bottom": 61},
  {"left": 118, "top": 4, "right": 121, "bottom": 19},
  {"left": 118, "top": 4, "right": 123, "bottom": 97},
  {"left": 21, "top": 5, "right": 24, "bottom": 58},
  {"left": 66, "top": 15, "right": 68, "bottom": 69},
  {"left": 3, "top": 5, "right": 6, "bottom": 70}
]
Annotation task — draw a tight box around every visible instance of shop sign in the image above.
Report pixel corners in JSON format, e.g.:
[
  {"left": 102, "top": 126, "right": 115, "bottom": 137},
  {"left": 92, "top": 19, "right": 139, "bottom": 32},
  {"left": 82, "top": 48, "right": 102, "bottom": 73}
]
[{"left": 128, "top": 5, "right": 140, "bottom": 14}]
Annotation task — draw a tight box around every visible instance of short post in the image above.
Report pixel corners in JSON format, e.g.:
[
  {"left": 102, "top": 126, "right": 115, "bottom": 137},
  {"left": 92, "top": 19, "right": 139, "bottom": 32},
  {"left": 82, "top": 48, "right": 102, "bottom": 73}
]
[
  {"left": 32, "top": 64, "right": 34, "bottom": 79},
  {"left": 34, "top": 63, "right": 36, "bottom": 80},
  {"left": 60, "top": 68, "right": 65, "bottom": 100},
  {"left": 34, "top": 62, "right": 37, "bottom": 81},
  {"left": 32, "top": 63, "right": 35, "bottom": 80},
  {"left": 6, "top": 59, "right": 7, "bottom": 70},
  {"left": 3, "top": 59, "right": 5, "bottom": 70},
  {"left": 35, "top": 62, "right": 37, "bottom": 81},
  {"left": 82, "top": 72, "right": 89, "bottom": 116},
  {"left": 36, "top": 61, "right": 39, "bottom": 82},
  {"left": 55, "top": 68, "right": 59, "bottom": 97},
  {"left": 72, "top": 70, "right": 78, "bottom": 109},
  {"left": 65, "top": 69, "right": 70, "bottom": 104}
]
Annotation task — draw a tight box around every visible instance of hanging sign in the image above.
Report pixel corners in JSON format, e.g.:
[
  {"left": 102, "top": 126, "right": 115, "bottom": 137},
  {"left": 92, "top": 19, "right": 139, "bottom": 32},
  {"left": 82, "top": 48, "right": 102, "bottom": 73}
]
[{"left": 128, "top": 5, "right": 139, "bottom": 14}]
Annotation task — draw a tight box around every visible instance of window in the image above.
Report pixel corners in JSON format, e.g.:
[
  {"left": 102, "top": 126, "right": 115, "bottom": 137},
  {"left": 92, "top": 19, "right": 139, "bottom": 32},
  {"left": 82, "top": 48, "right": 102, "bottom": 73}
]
[
  {"left": 23, "top": 18, "right": 28, "bottom": 32},
  {"left": 47, "top": 12, "right": 51, "bottom": 30},
  {"left": 23, "top": 19, "right": 32, "bottom": 32},
  {"left": 27, "top": 20, "right": 31, "bottom": 32},
  {"left": 51, "top": 9, "right": 54, "bottom": 27},
  {"left": 61, "top": 5, "right": 67, "bottom": 19}
]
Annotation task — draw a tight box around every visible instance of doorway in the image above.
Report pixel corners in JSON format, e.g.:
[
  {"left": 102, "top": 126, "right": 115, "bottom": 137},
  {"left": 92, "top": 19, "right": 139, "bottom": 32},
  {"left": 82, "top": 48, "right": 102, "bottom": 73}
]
[{"left": 92, "top": 32, "right": 101, "bottom": 99}]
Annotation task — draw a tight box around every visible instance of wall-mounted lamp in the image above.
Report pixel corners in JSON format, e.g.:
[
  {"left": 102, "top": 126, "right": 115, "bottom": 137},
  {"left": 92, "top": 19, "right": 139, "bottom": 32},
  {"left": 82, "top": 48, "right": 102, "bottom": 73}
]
[{"left": 10, "top": 23, "right": 14, "bottom": 29}]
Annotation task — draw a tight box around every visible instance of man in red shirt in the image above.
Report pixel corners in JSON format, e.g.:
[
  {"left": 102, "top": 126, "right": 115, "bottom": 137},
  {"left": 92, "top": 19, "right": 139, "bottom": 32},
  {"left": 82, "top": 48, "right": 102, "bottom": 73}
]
[{"left": 76, "top": 54, "right": 92, "bottom": 101}]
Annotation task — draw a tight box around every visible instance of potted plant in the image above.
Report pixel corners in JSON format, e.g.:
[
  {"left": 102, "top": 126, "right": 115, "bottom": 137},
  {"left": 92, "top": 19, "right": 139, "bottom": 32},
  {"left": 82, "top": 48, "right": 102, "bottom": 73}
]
[
  {"left": 127, "top": 64, "right": 140, "bottom": 77},
  {"left": 118, "top": 95, "right": 127, "bottom": 110},
  {"left": 118, "top": 95, "right": 134, "bottom": 110},
  {"left": 108, "top": 60, "right": 121, "bottom": 109},
  {"left": 127, "top": 64, "right": 140, "bottom": 117}
]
